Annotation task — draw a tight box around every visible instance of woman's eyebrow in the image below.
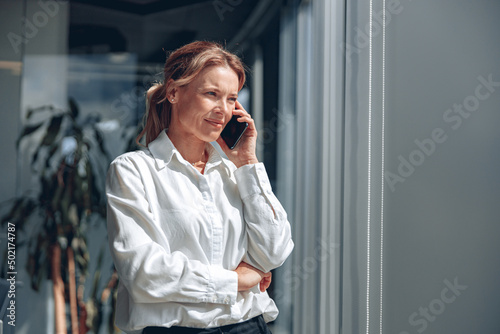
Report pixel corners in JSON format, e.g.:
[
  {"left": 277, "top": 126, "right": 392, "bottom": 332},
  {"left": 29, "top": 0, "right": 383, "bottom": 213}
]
[
  {"left": 200, "top": 85, "right": 219, "bottom": 91},
  {"left": 201, "top": 85, "right": 238, "bottom": 96}
]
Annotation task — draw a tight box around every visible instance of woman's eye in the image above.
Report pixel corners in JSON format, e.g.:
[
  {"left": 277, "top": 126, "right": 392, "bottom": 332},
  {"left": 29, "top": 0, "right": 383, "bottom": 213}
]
[
  {"left": 207, "top": 91, "right": 216, "bottom": 96},
  {"left": 228, "top": 97, "right": 237, "bottom": 103}
]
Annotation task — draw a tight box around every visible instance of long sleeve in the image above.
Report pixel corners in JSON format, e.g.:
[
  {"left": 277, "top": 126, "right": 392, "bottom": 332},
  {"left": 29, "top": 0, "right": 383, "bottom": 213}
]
[
  {"left": 106, "top": 156, "right": 238, "bottom": 305},
  {"left": 234, "top": 163, "right": 294, "bottom": 273}
]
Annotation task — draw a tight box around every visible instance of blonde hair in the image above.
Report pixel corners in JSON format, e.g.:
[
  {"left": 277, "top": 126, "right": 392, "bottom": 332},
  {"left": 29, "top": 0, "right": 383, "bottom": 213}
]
[{"left": 136, "top": 41, "right": 246, "bottom": 146}]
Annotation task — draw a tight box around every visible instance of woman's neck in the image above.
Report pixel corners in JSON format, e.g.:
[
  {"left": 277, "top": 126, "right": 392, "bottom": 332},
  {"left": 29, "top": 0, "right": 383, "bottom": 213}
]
[{"left": 166, "top": 128, "right": 208, "bottom": 166}]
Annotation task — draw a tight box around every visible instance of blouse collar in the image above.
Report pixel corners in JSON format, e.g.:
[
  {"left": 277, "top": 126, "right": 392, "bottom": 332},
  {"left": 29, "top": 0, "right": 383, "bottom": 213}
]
[{"left": 148, "top": 130, "right": 233, "bottom": 176}]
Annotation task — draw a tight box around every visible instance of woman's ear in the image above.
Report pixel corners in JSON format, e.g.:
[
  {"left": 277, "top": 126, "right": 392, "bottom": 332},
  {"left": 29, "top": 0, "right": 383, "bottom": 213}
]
[{"left": 166, "top": 79, "right": 178, "bottom": 103}]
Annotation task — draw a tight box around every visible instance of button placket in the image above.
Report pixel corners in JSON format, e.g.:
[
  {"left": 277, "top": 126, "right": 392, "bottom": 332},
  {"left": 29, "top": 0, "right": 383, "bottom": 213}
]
[{"left": 199, "top": 175, "right": 223, "bottom": 266}]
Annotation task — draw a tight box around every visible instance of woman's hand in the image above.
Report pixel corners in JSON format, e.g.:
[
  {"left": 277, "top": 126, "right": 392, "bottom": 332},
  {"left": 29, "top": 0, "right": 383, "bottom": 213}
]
[
  {"left": 234, "top": 262, "right": 272, "bottom": 292},
  {"left": 216, "top": 101, "right": 259, "bottom": 168}
]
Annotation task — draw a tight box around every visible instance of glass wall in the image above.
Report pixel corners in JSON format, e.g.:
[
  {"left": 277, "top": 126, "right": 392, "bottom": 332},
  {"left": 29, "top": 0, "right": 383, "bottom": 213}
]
[
  {"left": 2, "top": 0, "right": 500, "bottom": 333},
  {"left": 0, "top": 0, "right": 285, "bottom": 332}
]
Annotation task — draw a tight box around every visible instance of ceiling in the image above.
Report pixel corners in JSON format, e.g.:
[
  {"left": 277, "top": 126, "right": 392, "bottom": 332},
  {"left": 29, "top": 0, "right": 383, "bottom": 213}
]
[
  {"left": 73, "top": 0, "right": 223, "bottom": 16},
  {"left": 69, "top": 0, "right": 261, "bottom": 61}
]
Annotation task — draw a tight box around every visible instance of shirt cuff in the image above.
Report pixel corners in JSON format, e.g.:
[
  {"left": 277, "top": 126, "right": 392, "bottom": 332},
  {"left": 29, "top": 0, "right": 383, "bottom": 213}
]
[
  {"left": 207, "top": 266, "right": 238, "bottom": 305},
  {"left": 234, "top": 163, "right": 273, "bottom": 200}
]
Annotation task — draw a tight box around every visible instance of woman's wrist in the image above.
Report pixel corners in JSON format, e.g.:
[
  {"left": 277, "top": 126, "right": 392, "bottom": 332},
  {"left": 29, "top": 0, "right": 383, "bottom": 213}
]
[{"left": 235, "top": 158, "right": 259, "bottom": 168}]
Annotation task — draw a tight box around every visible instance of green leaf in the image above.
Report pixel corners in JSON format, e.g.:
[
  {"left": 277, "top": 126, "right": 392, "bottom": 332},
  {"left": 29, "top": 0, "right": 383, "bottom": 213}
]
[
  {"left": 0, "top": 197, "right": 37, "bottom": 231},
  {"left": 40, "top": 115, "right": 64, "bottom": 147},
  {"left": 44, "top": 143, "right": 60, "bottom": 169},
  {"left": 25, "top": 105, "right": 54, "bottom": 119},
  {"left": 92, "top": 125, "right": 110, "bottom": 160},
  {"left": 27, "top": 233, "right": 48, "bottom": 291},
  {"left": 16, "top": 123, "right": 44, "bottom": 147},
  {"left": 68, "top": 98, "right": 79, "bottom": 120}
]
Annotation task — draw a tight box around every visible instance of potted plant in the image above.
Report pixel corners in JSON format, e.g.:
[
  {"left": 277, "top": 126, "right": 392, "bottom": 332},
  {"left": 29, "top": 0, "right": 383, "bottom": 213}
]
[{"left": 1, "top": 99, "right": 127, "bottom": 333}]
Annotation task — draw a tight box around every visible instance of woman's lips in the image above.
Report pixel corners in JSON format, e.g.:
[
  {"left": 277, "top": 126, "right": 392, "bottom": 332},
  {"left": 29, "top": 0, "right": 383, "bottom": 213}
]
[{"left": 205, "top": 119, "right": 223, "bottom": 128}]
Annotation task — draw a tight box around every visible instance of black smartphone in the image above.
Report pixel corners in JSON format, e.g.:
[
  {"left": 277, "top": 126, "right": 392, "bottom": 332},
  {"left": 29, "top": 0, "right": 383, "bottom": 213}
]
[{"left": 220, "top": 115, "right": 248, "bottom": 150}]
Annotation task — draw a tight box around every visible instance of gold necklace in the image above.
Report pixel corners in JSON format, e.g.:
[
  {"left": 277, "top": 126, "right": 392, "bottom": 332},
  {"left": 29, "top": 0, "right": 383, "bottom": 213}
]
[{"left": 190, "top": 150, "right": 206, "bottom": 166}]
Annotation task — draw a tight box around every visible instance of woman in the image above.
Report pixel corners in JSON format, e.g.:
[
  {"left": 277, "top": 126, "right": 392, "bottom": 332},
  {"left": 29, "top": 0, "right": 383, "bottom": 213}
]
[{"left": 106, "top": 41, "right": 294, "bottom": 334}]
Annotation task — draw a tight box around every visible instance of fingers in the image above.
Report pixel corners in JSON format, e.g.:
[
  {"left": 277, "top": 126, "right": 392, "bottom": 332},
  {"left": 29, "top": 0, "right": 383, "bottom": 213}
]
[
  {"left": 232, "top": 108, "right": 253, "bottom": 123},
  {"left": 235, "top": 262, "right": 265, "bottom": 291},
  {"left": 233, "top": 102, "right": 255, "bottom": 129},
  {"left": 235, "top": 262, "right": 273, "bottom": 292},
  {"left": 235, "top": 100, "right": 244, "bottom": 110},
  {"left": 259, "top": 273, "right": 272, "bottom": 292}
]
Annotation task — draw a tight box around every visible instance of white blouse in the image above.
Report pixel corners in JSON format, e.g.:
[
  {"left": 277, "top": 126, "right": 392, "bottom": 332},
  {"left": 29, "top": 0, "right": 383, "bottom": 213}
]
[{"left": 106, "top": 130, "right": 294, "bottom": 333}]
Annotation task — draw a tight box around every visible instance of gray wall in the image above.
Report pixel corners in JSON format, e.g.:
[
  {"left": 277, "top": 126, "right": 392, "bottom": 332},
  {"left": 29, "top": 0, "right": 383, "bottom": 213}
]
[
  {"left": 0, "top": 0, "right": 23, "bottom": 203},
  {"left": 344, "top": 0, "right": 500, "bottom": 333},
  {"left": 384, "top": 0, "right": 500, "bottom": 333}
]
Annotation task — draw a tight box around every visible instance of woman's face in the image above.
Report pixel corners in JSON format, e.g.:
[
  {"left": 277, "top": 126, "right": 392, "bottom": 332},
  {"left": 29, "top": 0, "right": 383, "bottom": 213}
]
[{"left": 170, "top": 65, "right": 239, "bottom": 144}]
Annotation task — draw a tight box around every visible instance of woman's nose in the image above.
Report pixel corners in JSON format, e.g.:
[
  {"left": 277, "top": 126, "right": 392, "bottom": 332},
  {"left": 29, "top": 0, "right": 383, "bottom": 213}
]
[{"left": 217, "top": 99, "right": 231, "bottom": 114}]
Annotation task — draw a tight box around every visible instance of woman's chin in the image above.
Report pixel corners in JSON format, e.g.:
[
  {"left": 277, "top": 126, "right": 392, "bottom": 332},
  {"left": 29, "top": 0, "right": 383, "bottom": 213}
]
[{"left": 198, "top": 133, "right": 220, "bottom": 143}]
